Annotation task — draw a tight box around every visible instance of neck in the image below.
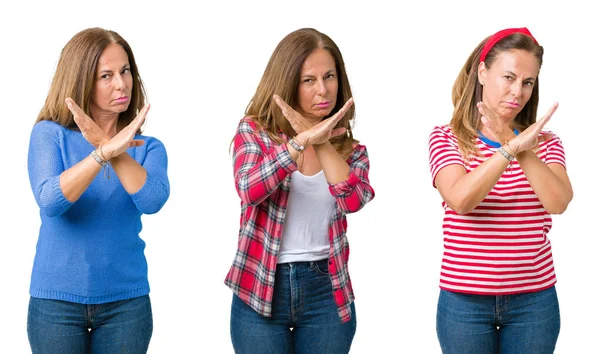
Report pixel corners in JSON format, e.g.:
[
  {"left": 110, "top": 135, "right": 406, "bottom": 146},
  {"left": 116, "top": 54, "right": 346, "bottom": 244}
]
[
  {"left": 479, "top": 126, "right": 498, "bottom": 142},
  {"left": 92, "top": 111, "right": 119, "bottom": 137}
]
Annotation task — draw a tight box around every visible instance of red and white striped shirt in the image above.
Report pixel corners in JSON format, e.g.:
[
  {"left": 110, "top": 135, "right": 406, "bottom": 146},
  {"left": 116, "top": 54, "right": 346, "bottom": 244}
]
[{"left": 428, "top": 125, "right": 566, "bottom": 295}]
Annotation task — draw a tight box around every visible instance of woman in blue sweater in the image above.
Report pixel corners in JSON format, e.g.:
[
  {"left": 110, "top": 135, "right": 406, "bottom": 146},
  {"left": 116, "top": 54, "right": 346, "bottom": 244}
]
[{"left": 27, "top": 27, "right": 170, "bottom": 353}]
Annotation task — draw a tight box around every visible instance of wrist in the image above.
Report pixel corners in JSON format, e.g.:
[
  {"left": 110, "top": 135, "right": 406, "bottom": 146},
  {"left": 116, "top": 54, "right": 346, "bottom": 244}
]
[
  {"left": 503, "top": 140, "right": 517, "bottom": 156},
  {"left": 294, "top": 134, "right": 309, "bottom": 147}
]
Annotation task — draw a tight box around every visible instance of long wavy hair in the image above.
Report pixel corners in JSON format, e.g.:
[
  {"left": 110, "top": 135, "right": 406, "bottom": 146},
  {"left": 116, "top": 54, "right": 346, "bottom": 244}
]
[
  {"left": 245, "top": 28, "right": 357, "bottom": 157},
  {"left": 450, "top": 33, "right": 543, "bottom": 158},
  {"left": 36, "top": 27, "right": 146, "bottom": 133}
]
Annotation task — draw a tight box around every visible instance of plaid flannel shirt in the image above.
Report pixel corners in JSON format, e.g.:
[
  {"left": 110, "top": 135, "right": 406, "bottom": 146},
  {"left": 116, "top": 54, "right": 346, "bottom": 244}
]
[{"left": 225, "top": 117, "right": 374, "bottom": 323}]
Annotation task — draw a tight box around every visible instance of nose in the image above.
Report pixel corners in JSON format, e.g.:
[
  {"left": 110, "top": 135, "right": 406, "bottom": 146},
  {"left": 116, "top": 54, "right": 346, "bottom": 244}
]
[
  {"left": 511, "top": 81, "right": 523, "bottom": 98},
  {"left": 316, "top": 79, "right": 327, "bottom": 96},
  {"left": 114, "top": 73, "right": 125, "bottom": 91}
]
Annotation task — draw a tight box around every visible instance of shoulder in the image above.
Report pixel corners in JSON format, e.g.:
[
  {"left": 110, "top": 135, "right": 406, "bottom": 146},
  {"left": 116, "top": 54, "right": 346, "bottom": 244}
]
[
  {"left": 30, "top": 120, "right": 72, "bottom": 143},
  {"left": 136, "top": 134, "right": 167, "bottom": 151},
  {"left": 237, "top": 117, "right": 259, "bottom": 133},
  {"left": 538, "top": 129, "right": 563, "bottom": 149},
  {"left": 347, "top": 143, "right": 370, "bottom": 163},
  {"left": 32, "top": 120, "right": 67, "bottom": 134},
  {"left": 430, "top": 125, "right": 456, "bottom": 139}
]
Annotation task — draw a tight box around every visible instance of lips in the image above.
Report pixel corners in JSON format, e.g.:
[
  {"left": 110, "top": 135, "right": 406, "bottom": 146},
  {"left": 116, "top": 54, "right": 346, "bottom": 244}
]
[
  {"left": 505, "top": 101, "right": 520, "bottom": 108},
  {"left": 114, "top": 96, "right": 129, "bottom": 103},
  {"left": 315, "top": 101, "right": 330, "bottom": 108}
]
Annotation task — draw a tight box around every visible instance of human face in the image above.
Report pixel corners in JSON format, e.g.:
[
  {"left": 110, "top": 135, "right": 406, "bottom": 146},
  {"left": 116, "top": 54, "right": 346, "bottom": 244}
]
[
  {"left": 479, "top": 49, "right": 540, "bottom": 122},
  {"left": 89, "top": 43, "right": 133, "bottom": 120},
  {"left": 296, "top": 48, "right": 338, "bottom": 123}
]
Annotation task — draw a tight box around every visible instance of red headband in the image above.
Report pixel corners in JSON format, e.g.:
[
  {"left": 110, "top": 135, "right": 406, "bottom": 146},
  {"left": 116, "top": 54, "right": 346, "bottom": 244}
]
[{"left": 480, "top": 27, "right": 538, "bottom": 62}]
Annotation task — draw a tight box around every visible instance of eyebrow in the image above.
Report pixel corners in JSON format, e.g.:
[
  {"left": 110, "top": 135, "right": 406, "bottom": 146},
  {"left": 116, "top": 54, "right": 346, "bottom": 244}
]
[
  {"left": 505, "top": 71, "right": 536, "bottom": 81},
  {"left": 98, "top": 64, "right": 130, "bottom": 74},
  {"left": 301, "top": 69, "right": 336, "bottom": 77}
]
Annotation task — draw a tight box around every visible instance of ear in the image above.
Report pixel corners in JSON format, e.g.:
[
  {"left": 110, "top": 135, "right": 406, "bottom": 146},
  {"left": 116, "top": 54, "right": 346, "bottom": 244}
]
[{"left": 477, "top": 61, "right": 487, "bottom": 86}]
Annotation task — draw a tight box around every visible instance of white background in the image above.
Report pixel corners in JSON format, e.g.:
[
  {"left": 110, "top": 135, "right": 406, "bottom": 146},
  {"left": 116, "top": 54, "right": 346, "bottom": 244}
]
[{"left": 1, "top": 0, "right": 597, "bottom": 352}]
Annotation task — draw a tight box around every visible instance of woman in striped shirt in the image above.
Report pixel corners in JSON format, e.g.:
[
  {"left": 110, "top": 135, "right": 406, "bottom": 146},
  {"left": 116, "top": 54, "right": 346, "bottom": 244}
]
[
  {"left": 226, "top": 28, "right": 374, "bottom": 354},
  {"left": 429, "top": 28, "right": 573, "bottom": 353}
]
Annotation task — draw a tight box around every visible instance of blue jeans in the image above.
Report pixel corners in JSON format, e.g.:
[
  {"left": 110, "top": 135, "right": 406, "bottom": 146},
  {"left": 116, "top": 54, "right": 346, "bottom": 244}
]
[
  {"left": 436, "top": 286, "right": 560, "bottom": 354},
  {"left": 27, "top": 295, "right": 153, "bottom": 354},
  {"left": 230, "top": 259, "right": 356, "bottom": 354}
]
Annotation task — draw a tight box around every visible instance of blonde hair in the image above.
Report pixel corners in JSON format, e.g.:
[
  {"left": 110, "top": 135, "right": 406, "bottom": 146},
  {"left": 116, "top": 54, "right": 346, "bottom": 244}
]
[
  {"left": 245, "top": 28, "right": 357, "bottom": 157},
  {"left": 450, "top": 33, "right": 543, "bottom": 158},
  {"left": 37, "top": 27, "right": 146, "bottom": 133}
]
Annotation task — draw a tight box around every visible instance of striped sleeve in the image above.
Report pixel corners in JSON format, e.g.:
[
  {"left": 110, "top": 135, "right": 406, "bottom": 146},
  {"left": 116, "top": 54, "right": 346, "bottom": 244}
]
[
  {"left": 541, "top": 132, "right": 566, "bottom": 168},
  {"left": 429, "top": 126, "right": 465, "bottom": 188}
]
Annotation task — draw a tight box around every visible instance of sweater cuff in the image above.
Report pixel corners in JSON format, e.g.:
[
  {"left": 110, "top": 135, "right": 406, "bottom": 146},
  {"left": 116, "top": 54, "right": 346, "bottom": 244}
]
[
  {"left": 46, "top": 176, "right": 74, "bottom": 215},
  {"left": 130, "top": 174, "right": 167, "bottom": 214}
]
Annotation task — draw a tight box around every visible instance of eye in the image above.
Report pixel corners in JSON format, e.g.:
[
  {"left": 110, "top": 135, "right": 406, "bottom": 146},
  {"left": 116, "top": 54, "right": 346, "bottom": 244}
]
[
  {"left": 503, "top": 75, "right": 514, "bottom": 80},
  {"left": 122, "top": 68, "right": 131, "bottom": 74},
  {"left": 303, "top": 78, "right": 314, "bottom": 84},
  {"left": 325, "top": 73, "right": 336, "bottom": 80},
  {"left": 100, "top": 74, "right": 110, "bottom": 79},
  {"left": 524, "top": 81, "right": 535, "bottom": 86}
]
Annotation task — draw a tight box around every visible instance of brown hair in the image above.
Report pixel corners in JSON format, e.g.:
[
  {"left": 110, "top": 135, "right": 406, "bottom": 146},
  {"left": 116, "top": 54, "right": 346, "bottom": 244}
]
[
  {"left": 245, "top": 28, "right": 357, "bottom": 157},
  {"left": 36, "top": 27, "right": 146, "bottom": 133},
  {"left": 450, "top": 33, "right": 543, "bottom": 158}
]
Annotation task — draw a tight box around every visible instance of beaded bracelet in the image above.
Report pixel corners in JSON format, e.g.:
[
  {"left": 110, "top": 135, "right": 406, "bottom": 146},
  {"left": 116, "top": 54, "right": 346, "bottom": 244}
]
[
  {"left": 289, "top": 138, "right": 305, "bottom": 153},
  {"left": 91, "top": 149, "right": 108, "bottom": 166},
  {"left": 91, "top": 149, "right": 110, "bottom": 179}
]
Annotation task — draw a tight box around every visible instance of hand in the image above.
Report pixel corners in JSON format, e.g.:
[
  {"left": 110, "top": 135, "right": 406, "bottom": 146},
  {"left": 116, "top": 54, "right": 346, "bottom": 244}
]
[
  {"left": 274, "top": 95, "right": 353, "bottom": 146},
  {"left": 66, "top": 97, "right": 148, "bottom": 159},
  {"left": 101, "top": 104, "right": 150, "bottom": 159},
  {"left": 478, "top": 102, "right": 558, "bottom": 154},
  {"left": 66, "top": 97, "right": 110, "bottom": 147},
  {"left": 273, "top": 94, "right": 315, "bottom": 134}
]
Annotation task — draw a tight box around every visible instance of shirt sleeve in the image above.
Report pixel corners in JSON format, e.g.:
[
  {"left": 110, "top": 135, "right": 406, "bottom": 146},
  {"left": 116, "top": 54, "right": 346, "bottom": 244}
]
[
  {"left": 328, "top": 144, "right": 375, "bottom": 214},
  {"left": 232, "top": 118, "right": 297, "bottom": 206},
  {"left": 27, "top": 121, "right": 74, "bottom": 217},
  {"left": 541, "top": 132, "right": 567, "bottom": 168},
  {"left": 129, "top": 137, "right": 170, "bottom": 214},
  {"left": 429, "top": 126, "right": 466, "bottom": 188}
]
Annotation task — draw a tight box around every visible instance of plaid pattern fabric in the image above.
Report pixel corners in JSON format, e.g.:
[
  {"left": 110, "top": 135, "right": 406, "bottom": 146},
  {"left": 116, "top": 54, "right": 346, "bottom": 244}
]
[{"left": 225, "top": 117, "right": 374, "bottom": 323}]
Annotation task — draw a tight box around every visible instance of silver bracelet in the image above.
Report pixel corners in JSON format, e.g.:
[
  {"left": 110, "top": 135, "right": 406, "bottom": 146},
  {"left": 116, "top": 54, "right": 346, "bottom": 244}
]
[
  {"left": 289, "top": 138, "right": 305, "bottom": 152},
  {"left": 91, "top": 149, "right": 108, "bottom": 166},
  {"left": 498, "top": 146, "right": 515, "bottom": 161}
]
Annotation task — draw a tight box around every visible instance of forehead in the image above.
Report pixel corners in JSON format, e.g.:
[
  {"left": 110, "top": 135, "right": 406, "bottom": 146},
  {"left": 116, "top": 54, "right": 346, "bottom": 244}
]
[
  {"left": 301, "top": 48, "right": 336, "bottom": 73},
  {"left": 490, "top": 49, "right": 540, "bottom": 77},
  {"left": 97, "top": 43, "right": 129, "bottom": 69}
]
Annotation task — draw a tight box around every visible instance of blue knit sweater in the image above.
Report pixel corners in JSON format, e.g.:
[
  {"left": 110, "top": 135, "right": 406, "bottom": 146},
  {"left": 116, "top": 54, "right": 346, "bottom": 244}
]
[{"left": 27, "top": 120, "right": 170, "bottom": 304}]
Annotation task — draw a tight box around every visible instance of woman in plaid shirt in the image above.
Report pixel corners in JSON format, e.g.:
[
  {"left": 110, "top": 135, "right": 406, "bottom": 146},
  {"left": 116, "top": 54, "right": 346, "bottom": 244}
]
[{"left": 225, "top": 28, "right": 374, "bottom": 354}]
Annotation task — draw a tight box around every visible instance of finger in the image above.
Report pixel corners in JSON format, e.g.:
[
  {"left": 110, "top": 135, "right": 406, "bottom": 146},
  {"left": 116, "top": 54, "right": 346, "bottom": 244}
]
[
  {"left": 476, "top": 102, "right": 495, "bottom": 121},
  {"left": 273, "top": 94, "right": 292, "bottom": 114},
  {"left": 129, "top": 140, "right": 146, "bottom": 147},
  {"left": 480, "top": 115, "right": 490, "bottom": 128},
  {"left": 329, "top": 127, "right": 347, "bottom": 139},
  {"left": 331, "top": 97, "right": 354, "bottom": 123},
  {"left": 538, "top": 102, "right": 558, "bottom": 126},
  {"left": 65, "top": 97, "right": 85, "bottom": 123},
  {"left": 537, "top": 132, "right": 553, "bottom": 144},
  {"left": 130, "top": 104, "right": 150, "bottom": 130}
]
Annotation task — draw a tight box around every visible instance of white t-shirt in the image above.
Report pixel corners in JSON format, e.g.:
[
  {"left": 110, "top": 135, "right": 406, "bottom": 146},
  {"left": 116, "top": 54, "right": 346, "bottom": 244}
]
[{"left": 278, "top": 170, "right": 336, "bottom": 263}]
